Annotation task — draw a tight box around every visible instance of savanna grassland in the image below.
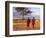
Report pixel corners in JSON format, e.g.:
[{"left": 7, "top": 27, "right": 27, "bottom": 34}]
[{"left": 13, "top": 19, "right": 40, "bottom": 31}]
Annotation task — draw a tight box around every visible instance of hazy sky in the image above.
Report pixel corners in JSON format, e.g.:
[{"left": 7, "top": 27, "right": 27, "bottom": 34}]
[{"left": 13, "top": 7, "right": 40, "bottom": 19}]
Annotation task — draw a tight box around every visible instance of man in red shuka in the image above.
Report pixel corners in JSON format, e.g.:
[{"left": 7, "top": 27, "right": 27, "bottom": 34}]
[
  {"left": 32, "top": 17, "right": 35, "bottom": 29},
  {"left": 27, "top": 18, "right": 30, "bottom": 27}
]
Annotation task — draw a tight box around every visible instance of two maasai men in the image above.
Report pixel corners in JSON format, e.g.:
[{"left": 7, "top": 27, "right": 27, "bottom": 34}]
[{"left": 27, "top": 17, "right": 35, "bottom": 29}]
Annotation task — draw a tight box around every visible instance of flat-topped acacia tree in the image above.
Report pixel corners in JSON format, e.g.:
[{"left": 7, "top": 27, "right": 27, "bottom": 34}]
[{"left": 15, "top": 7, "right": 32, "bottom": 19}]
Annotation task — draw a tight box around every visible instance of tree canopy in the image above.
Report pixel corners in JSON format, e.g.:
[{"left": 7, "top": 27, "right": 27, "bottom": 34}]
[{"left": 15, "top": 7, "right": 32, "bottom": 19}]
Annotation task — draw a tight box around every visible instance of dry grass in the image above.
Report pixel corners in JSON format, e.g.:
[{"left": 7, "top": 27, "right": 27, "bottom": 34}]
[{"left": 13, "top": 19, "right": 40, "bottom": 31}]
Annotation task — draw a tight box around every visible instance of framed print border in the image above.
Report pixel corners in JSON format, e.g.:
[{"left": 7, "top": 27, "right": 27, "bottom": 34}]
[{"left": 5, "top": 1, "right": 45, "bottom": 37}]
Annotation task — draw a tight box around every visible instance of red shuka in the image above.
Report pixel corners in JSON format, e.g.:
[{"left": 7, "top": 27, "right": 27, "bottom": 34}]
[{"left": 27, "top": 18, "right": 30, "bottom": 27}]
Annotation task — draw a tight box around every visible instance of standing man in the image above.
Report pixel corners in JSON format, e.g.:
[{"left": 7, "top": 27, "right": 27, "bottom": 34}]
[
  {"left": 32, "top": 17, "right": 35, "bottom": 29},
  {"left": 27, "top": 17, "right": 30, "bottom": 28}
]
